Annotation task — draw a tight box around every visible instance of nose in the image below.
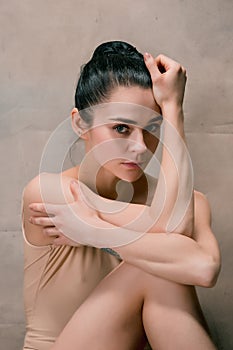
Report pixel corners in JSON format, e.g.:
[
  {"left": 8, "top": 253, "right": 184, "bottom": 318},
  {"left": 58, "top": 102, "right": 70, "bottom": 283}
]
[{"left": 128, "top": 129, "right": 147, "bottom": 154}]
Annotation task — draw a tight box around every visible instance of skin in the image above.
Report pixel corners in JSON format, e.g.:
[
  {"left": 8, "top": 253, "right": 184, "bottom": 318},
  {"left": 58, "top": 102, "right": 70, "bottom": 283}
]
[{"left": 24, "top": 53, "right": 221, "bottom": 349}]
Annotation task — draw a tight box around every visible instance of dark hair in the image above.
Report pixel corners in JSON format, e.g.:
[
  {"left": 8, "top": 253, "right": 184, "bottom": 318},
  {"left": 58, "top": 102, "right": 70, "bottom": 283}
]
[{"left": 75, "top": 41, "right": 152, "bottom": 124}]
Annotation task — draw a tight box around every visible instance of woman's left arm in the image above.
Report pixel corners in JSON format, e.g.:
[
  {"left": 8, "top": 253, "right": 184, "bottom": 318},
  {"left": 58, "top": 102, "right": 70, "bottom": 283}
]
[{"left": 114, "top": 190, "right": 221, "bottom": 287}]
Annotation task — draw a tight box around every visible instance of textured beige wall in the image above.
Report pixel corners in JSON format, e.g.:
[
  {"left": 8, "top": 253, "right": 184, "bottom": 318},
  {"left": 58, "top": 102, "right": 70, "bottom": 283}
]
[{"left": 0, "top": 0, "right": 232, "bottom": 349}]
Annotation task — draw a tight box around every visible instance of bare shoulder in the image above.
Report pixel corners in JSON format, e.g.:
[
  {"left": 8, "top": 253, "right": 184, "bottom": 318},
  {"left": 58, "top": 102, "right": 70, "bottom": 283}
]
[
  {"left": 22, "top": 170, "right": 77, "bottom": 246},
  {"left": 23, "top": 172, "right": 76, "bottom": 203}
]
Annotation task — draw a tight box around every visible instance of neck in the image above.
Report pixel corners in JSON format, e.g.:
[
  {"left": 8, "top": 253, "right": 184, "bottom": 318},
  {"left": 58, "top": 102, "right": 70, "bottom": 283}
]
[
  {"left": 77, "top": 152, "right": 150, "bottom": 203},
  {"left": 79, "top": 169, "right": 150, "bottom": 205},
  {"left": 95, "top": 167, "right": 120, "bottom": 199},
  {"left": 78, "top": 161, "right": 119, "bottom": 200}
]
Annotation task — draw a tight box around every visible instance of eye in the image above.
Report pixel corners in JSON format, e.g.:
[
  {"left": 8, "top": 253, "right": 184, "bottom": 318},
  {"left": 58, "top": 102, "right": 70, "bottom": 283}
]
[
  {"left": 144, "top": 123, "right": 160, "bottom": 134},
  {"left": 113, "top": 124, "right": 130, "bottom": 135}
]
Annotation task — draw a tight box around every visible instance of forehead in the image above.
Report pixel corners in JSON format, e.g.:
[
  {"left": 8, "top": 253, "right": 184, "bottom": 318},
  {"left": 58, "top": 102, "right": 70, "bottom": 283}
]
[
  {"left": 89, "top": 102, "right": 162, "bottom": 128},
  {"left": 108, "top": 86, "right": 160, "bottom": 110}
]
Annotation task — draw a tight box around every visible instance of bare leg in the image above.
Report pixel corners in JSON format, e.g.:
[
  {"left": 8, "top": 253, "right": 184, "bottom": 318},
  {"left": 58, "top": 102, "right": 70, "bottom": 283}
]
[
  {"left": 51, "top": 263, "right": 216, "bottom": 350},
  {"left": 51, "top": 262, "right": 147, "bottom": 350},
  {"left": 142, "top": 273, "right": 215, "bottom": 349}
]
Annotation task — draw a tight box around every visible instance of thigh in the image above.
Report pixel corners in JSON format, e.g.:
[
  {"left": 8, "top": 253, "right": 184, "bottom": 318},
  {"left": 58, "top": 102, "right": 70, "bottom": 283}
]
[
  {"left": 52, "top": 263, "right": 215, "bottom": 350},
  {"left": 51, "top": 262, "right": 147, "bottom": 350},
  {"left": 142, "top": 275, "right": 216, "bottom": 350}
]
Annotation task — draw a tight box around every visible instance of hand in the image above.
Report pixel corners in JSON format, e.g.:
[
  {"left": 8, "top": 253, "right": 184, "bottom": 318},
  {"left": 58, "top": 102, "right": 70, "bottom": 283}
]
[
  {"left": 29, "top": 180, "right": 102, "bottom": 247},
  {"left": 29, "top": 180, "right": 147, "bottom": 248},
  {"left": 144, "top": 53, "right": 187, "bottom": 111},
  {"left": 29, "top": 212, "right": 82, "bottom": 247}
]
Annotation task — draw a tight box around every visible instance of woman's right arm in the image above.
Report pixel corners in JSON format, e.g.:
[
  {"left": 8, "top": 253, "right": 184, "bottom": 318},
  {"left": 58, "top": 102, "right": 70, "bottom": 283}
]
[{"left": 144, "top": 54, "right": 194, "bottom": 235}]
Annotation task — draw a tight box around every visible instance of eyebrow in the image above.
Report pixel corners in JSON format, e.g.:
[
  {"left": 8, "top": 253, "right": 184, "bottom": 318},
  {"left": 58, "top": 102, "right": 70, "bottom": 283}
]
[{"left": 109, "top": 115, "right": 163, "bottom": 125}]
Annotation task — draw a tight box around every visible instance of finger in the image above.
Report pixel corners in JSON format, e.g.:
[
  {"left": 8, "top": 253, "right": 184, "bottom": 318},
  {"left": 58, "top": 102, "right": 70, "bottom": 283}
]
[
  {"left": 43, "top": 227, "right": 60, "bottom": 237},
  {"left": 29, "top": 216, "right": 56, "bottom": 226},
  {"left": 144, "top": 52, "right": 161, "bottom": 82},
  {"left": 52, "top": 237, "right": 64, "bottom": 247},
  {"left": 181, "top": 66, "right": 187, "bottom": 77},
  {"left": 155, "top": 54, "right": 180, "bottom": 72},
  {"left": 29, "top": 202, "right": 57, "bottom": 215},
  {"left": 70, "top": 180, "right": 80, "bottom": 202},
  {"left": 53, "top": 235, "right": 74, "bottom": 247},
  {"left": 53, "top": 236, "right": 82, "bottom": 247}
]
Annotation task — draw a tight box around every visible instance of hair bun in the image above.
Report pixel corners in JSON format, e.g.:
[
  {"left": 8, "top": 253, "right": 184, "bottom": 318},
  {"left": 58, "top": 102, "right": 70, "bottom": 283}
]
[{"left": 92, "top": 41, "right": 139, "bottom": 59}]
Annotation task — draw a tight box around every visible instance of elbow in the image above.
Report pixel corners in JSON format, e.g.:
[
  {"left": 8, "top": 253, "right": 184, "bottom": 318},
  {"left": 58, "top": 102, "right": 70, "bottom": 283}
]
[{"left": 196, "top": 256, "right": 221, "bottom": 288}]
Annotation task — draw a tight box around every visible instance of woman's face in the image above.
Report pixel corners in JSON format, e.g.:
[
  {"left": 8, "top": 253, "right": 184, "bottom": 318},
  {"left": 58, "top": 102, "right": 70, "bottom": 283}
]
[{"left": 80, "top": 86, "right": 162, "bottom": 183}]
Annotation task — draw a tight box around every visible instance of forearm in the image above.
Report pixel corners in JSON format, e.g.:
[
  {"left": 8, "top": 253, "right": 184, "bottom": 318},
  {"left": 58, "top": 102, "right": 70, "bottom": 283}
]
[
  {"left": 114, "top": 230, "right": 219, "bottom": 287},
  {"left": 142, "top": 53, "right": 194, "bottom": 235},
  {"left": 151, "top": 105, "right": 194, "bottom": 234}
]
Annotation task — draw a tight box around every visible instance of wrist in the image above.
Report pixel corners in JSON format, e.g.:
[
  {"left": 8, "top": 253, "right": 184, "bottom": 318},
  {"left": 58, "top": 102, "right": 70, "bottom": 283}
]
[
  {"left": 161, "top": 103, "right": 184, "bottom": 132},
  {"left": 161, "top": 103, "right": 184, "bottom": 120}
]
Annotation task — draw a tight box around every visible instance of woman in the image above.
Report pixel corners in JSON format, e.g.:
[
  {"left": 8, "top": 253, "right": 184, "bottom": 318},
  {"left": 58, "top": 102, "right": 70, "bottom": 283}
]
[{"left": 23, "top": 41, "right": 221, "bottom": 349}]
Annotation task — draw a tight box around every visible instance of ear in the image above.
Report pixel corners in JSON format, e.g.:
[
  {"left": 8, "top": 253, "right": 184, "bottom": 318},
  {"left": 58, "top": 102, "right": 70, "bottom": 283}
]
[{"left": 71, "top": 108, "right": 88, "bottom": 140}]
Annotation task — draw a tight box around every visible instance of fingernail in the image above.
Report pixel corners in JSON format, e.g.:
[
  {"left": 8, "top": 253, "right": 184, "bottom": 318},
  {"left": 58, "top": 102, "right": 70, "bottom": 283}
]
[{"left": 144, "top": 52, "right": 151, "bottom": 62}]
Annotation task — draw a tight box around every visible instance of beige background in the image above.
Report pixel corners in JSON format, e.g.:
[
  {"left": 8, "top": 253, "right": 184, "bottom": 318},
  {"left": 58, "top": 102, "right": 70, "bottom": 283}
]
[{"left": 0, "top": 0, "right": 232, "bottom": 349}]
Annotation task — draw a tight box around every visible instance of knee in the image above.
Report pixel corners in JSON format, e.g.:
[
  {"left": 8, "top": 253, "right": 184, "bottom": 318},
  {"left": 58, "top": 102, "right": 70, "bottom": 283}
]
[
  {"left": 118, "top": 262, "right": 196, "bottom": 308},
  {"left": 139, "top": 270, "right": 195, "bottom": 304}
]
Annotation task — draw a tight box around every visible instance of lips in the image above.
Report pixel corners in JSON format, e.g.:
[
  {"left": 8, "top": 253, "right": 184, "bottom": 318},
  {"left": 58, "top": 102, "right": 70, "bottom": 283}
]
[{"left": 121, "top": 161, "right": 143, "bottom": 169}]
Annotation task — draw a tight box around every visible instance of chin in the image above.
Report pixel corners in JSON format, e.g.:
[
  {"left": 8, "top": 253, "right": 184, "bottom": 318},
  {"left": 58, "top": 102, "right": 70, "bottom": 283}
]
[{"left": 117, "top": 170, "right": 144, "bottom": 183}]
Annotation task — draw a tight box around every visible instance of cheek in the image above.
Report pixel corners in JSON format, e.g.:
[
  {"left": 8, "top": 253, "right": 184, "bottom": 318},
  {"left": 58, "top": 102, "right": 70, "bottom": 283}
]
[
  {"left": 90, "top": 138, "right": 128, "bottom": 165},
  {"left": 89, "top": 129, "right": 106, "bottom": 145}
]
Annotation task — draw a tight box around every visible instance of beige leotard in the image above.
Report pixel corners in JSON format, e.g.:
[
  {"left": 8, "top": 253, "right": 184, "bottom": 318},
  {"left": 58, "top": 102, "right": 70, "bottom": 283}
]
[{"left": 22, "top": 229, "right": 120, "bottom": 350}]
